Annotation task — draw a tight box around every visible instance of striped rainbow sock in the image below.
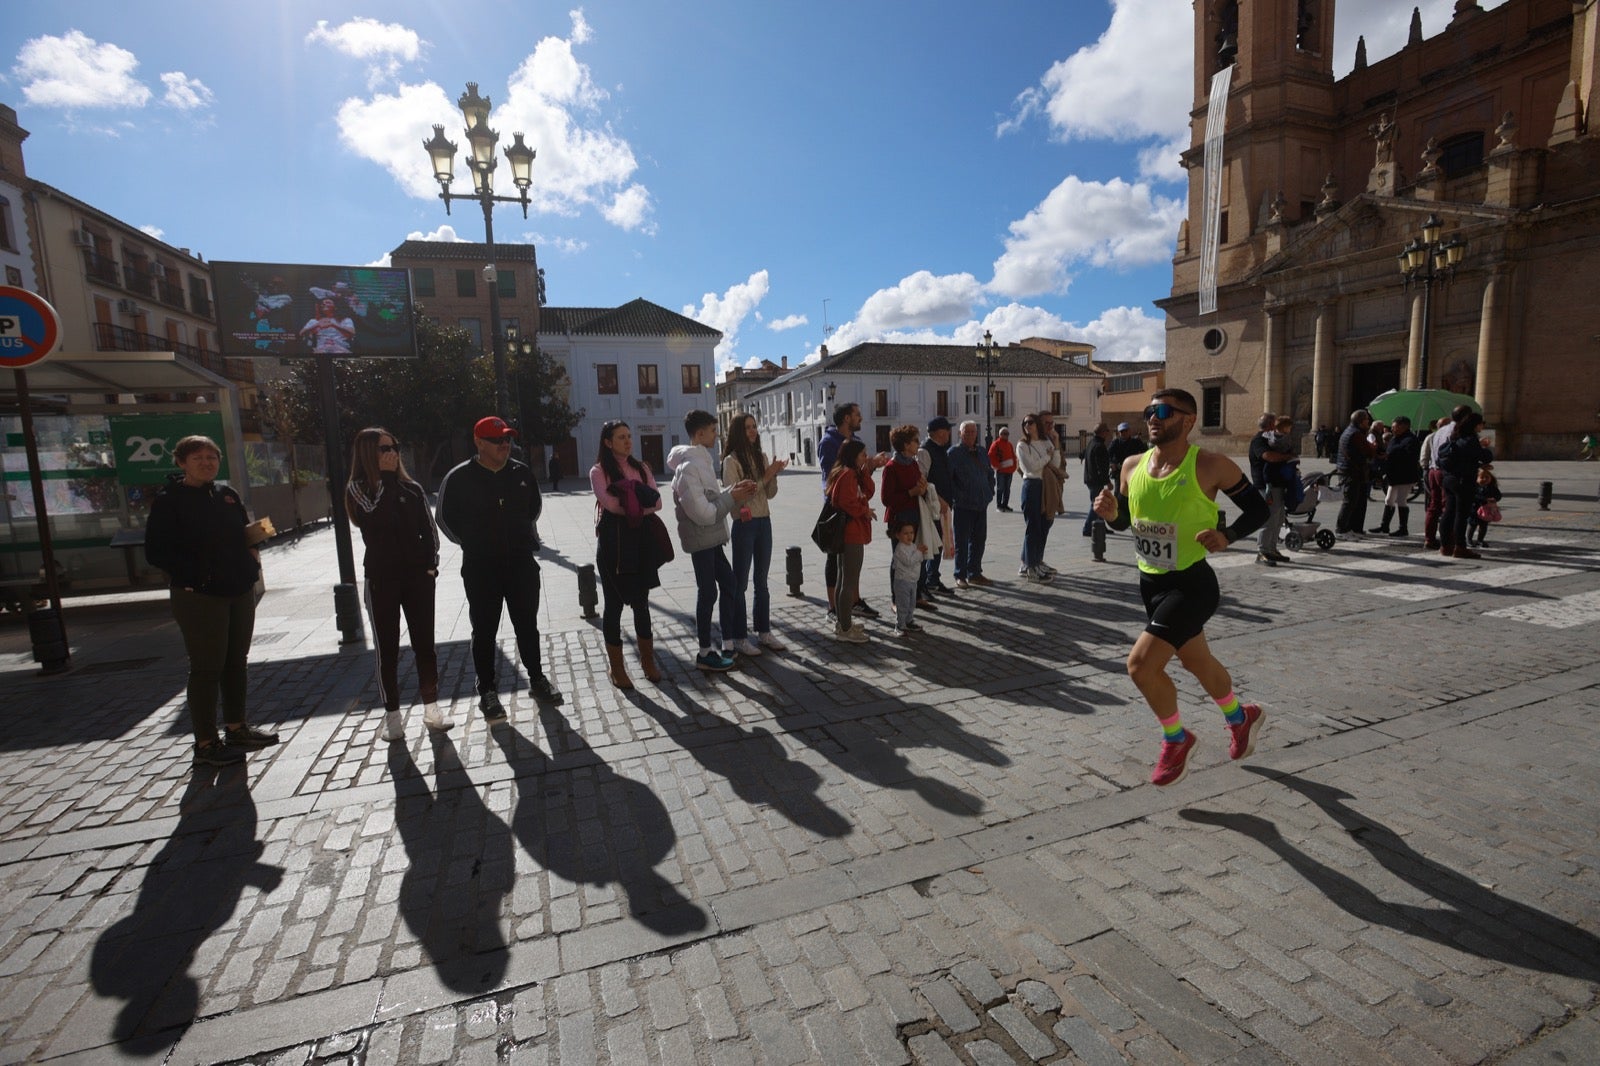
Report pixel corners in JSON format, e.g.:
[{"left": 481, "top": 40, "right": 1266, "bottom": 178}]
[
  {"left": 1158, "top": 711, "right": 1187, "bottom": 743},
  {"left": 1215, "top": 691, "right": 1246, "bottom": 726}
]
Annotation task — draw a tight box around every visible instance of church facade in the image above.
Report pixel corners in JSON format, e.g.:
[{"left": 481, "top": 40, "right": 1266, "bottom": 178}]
[{"left": 1158, "top": 0, "right": 1600, "bottom": 457}]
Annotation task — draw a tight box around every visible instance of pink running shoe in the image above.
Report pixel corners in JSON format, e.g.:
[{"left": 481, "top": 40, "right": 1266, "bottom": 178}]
[
  {"left": 1228, "top": 704, "right": 1265, "bottom": 761},
  {"left": 1151, "top": 734, "right": 1197, "bottom": 787}
]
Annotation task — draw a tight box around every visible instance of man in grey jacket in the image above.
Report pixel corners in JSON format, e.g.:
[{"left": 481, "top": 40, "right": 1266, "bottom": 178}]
[
  {"left": 947, "top": 420, "right": 995, "bottom": 588},
  {"left": 668, "top": 410, "right": 758, "bottom": 672}
]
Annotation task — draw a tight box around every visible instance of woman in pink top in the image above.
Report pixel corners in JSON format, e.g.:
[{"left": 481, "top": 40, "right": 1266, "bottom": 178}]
[{"left": 590, "top": 420, "right": 667, "bottom": 687}]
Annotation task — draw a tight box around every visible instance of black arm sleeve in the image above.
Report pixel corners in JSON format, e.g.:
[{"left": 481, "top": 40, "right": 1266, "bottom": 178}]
[
  {"left": 1106, "top": 490, "right": 1132, "bottom": 532},
  {"left": 1221, "top": 476, "right": 1270, "bottom": 543}
]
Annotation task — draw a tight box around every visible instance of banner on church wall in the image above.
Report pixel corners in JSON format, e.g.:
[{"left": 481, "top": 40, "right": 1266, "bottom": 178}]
[{"left": 1198, "top": 66, "right": 1233, "bottom": 317}]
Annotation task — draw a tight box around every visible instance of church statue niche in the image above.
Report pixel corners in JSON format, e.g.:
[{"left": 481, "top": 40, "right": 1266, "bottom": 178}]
[
  {"left": 1440, "top": 358, "right": 1476, "bottom": 397},
  {"left": 1290, "top": 371, "right": 1313, "bottom": 426}
]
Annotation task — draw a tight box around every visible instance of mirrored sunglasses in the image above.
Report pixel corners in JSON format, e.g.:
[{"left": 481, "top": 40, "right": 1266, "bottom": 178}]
[{"left": 1143, "top": 403, "right": 1193, "bottom": 421}]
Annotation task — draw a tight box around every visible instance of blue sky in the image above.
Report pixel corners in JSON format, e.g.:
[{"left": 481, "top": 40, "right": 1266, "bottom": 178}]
[{"left": 2, "top": 0, "right": 1501, "bottom": 370}]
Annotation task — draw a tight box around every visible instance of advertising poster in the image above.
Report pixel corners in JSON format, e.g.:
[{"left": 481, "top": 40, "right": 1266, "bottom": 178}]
[
  {"left": 211, "top": 261, "right": 416, "bottom": 359},
  {"left": 109, "top": 413, "right": 231, "bottom": 485}
]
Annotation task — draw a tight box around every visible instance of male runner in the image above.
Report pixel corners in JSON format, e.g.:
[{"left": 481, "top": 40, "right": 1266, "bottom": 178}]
[{"left": 1093, "top": 389, "right": 1271, "bottom": 786}]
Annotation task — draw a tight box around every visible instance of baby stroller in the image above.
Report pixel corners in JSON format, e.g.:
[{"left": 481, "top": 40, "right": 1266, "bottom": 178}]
[{"left": 1281, "top": 470, "right": 1338, "bottom": 551}]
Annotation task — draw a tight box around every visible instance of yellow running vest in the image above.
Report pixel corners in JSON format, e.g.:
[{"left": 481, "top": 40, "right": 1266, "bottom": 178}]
[{"left": 1128, "top": 445, "right": 1218, "bottom": 575}]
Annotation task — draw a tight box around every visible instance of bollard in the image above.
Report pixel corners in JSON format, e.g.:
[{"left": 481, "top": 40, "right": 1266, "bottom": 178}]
[
  {"left": 785, "top": 546, "right": 805, "bottom": 597},
  {"left": 1091, "top": 518, "right": 1107, "bottom": 562},
  {"left": 28, "top": 607, "right": 70, "bottom": 674},
  {"left": 577, "top": 563, "right": 599, "bottom": 618},
  {"left": 1538, "top": 481, "right": 1552, "bottom": 510},
  {"left": 333, "top": 583, "right": 365, "bottom": 644}
]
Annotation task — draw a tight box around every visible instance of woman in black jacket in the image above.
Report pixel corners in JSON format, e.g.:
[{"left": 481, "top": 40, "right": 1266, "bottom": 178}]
[
  {"left": 347, "top": 427, "right": 450, "bottom": 740},
  {"left": 145, "top": 435, "right": 277, "bottom": 767}
]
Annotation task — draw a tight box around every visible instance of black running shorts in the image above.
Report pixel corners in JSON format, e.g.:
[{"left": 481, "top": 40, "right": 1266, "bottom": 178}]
[{"left": 1138, "top": 559, "right": 1219, "bottom": 650}]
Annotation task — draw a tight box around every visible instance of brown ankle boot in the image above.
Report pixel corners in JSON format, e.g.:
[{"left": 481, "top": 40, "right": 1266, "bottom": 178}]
[
  {"left": 605, "top": 644, "right": 633, "bottom": 689},
  {"left": 637, "top": 638, "right": 663, "bottom": 682}
]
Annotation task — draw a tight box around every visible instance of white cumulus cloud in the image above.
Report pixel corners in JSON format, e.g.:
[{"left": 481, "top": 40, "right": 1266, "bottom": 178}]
[
  {"left": 990, "top": 176, "right": 1183, "bottom": 298},
  {"left": 139, "top": 224, "right": 164, "bottom": 240},
  {"left": 1071, "top": 305, "right": 1167, "bottom": 362},
  {"left": 160, "top": 72, "right": 213, "bottom": 111},
  {"left": 684, "top": 271, "right": 770, "bottom": 364},
  {"left": 14, "top": 30, "right": 151, "bottom": 109},
  {"left": 306, "top": 17, "right": 423, "bottom": 84},
  {"left": 335, "top": 12, "right": 647, "bottom": 231},
  {"left": 767, "top": 314, "right": 808, "bottom": 332},
  {"left": 854, "top": 271, "right": 984, "bottom": 334},
  {"left": 406, "top": 224, "right": 470, "bottom": 243}
]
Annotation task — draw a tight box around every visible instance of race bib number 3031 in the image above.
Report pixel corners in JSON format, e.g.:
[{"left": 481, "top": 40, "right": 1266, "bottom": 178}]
[{"left": 1133, "top": 519, "right": 1178, "bottom": 570}]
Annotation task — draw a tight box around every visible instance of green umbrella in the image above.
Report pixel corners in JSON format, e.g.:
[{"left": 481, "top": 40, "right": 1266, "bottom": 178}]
[{"left": 1366, "top": 389, "right": 1481, "bottom": 429}]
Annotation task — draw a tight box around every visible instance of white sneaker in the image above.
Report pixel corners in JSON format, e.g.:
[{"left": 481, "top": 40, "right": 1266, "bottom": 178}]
[
  {"left": 843, "top": 626, "right": 869, "bottom": 644},
  {"left": 758, "top": 631, "right": 786, "bottom": 651},
  {"left": 380, "top": 710, "right": 405, "bottom": 742},
  {"left": 1025, "top": 566, "right": 1054, "bottom": 583},
  {"left": 736, "top": 637, "right": 762, "bottom": 656},
  {"left": 955, "top": 579, "right": 970, "bottom": 589},
  {"left": 1018, "top": 564, "right": 1028, "bottom": 576},
  {"left": 422, "top": 702, "right": 454, "bottom": 733},
  {"left": 1038, "top": 563, "right": 1058, "bottom": 577}
]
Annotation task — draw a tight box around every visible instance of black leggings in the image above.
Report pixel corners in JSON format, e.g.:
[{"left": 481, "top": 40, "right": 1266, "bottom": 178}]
[{"left": 364, "top": 568, "right": 438, "bottom": 712}]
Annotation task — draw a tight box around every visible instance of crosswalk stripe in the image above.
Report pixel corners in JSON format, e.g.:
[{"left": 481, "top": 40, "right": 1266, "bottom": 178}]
[{"left": 1485, "top": 588, "right": 1600, "bottom": 629}]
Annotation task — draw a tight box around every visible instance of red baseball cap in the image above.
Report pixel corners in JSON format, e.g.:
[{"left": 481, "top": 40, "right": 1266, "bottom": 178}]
[{"left": 473, "top": 416, "right": 518, "bottom": 439}]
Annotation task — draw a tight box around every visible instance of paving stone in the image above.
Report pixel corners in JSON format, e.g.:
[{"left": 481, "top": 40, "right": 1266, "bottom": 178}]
[
  {"left": 963, "top": 1038, "right": 1017, "bottom": 1066},
  {"left": 950, "top": 960, "right": 1006, "bottom": 1007},
  {"left": 919, "top": 977, "right": 980, "bottom": 1033},
  {"left": 1053, "top": 1016, "right": 1129, "bottom": 1066},
  {"left": 748, "top": 1010, "right": 809, "bottom": 1066},
  {"left": 1015, "top": 979, "right": 1061, "bottom": 1014},
  {"left": 989, "top": 1002, "right": 1056, "bottom": 1059},
  {"left": 907, "top": 1032, "right": 964, "bottom": 1066}
]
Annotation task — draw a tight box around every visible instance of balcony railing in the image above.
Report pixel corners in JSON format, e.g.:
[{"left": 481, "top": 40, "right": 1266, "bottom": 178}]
[
  {"left": 93, "top": 322, "right": 254, "bottom": 386},
  {"left": 156, "top": 280, "right": 186, "bottom": 310},
  {"left": 81, "top": 249, "right": 119, "bottom": 285},
  {"left": 123, "top": 266, "right": 155, "bottom": 297},
  {"left": 191, "top": 294, "right": 212, "bottom": 317}
]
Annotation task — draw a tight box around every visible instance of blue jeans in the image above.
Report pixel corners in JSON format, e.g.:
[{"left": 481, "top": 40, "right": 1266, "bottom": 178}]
[
  {"left": 691, "top": 546, "right": 744, "bottom": 648},
  {"left": 996, "top": 472, "right": 1014, "bottom": 509},
  {"left": 730, "top": 516, "right": 772, "bottom": 633},
  {"left": 952, "top": 507, "right": 987, "bottom": 579},
  {"left": 1020, "top": 478, "right": 1048, "bottom": 568}
]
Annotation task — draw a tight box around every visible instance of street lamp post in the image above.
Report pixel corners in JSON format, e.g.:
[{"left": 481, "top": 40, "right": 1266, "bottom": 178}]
[
  {"left": 504, "top": 324, "right": 537, "bottom": 436},
  {"left": 976, "top": 329, "right": 1000, "bottom": 445},
  {"left": 1397, "top": 213, "right": 1468, "bottom": 390},
  {"left": 423, "top": 83, "right": 537, "bottom": 420}
]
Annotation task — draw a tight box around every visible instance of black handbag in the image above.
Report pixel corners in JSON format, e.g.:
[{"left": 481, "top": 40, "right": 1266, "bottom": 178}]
[{"left": 810, "top": 501, "right": 847, "bottom": 554}]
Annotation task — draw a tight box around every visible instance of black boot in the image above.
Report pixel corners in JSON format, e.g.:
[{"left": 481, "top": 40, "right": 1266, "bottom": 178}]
[
  {"left": 1390, "top": 507, "right": 1410, "bottom": 537},
  {"left": 1369, "top": 506, "right": 1394, "bottom": 534}
]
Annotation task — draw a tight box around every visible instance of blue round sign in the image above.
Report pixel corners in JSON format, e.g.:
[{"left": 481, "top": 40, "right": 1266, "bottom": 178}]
[{"left": 0, "top": 286, "right": 63, "bottom": 369}]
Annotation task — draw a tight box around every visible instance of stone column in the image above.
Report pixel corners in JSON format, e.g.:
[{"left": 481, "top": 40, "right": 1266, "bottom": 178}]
[
  {"left": 1474, "top": 269, "right": 1507, "bottom": 428},
  {"left": 1405, "top": 290, "right": 1427, "bottom": 389},
  {"left": 1264, "top": 307, "right": 1287, "bottom": 416},
  {"left": 1312, "top": 302, "right": 1336, "bottom": 429}
]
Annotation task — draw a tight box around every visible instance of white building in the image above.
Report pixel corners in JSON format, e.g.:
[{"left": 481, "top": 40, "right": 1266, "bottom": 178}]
[
  {"left": 539, "top": 298, "right": 721, "bottom": 476},
  {"left": 742, "top": 341, "right": 1106, "bottom": 464}
]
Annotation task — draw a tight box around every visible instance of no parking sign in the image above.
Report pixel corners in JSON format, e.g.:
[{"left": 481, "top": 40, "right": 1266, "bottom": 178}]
[{"left": 0, "top": 286, "right": 63, "bottom": 369}]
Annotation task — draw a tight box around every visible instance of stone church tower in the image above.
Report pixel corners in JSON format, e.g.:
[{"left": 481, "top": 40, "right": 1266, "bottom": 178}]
[{"left": 1158, "top": 0, "right": 1600, "bottom": 458}]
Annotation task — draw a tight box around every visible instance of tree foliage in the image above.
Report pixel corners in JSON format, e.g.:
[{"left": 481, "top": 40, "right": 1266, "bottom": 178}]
[{"left": 509, "top": 343, "right": 584, "bottom": 449}]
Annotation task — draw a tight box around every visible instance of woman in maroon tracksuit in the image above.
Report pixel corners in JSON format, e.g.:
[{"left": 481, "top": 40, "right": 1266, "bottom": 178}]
[{"left": 346, "top": 427, "right": 451, "bottom": 741}]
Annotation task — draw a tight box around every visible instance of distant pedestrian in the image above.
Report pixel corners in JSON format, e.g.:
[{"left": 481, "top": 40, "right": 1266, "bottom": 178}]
[
  {"left": 1093, "top": 389, "right": 1271, "bottom": 787},
  {"left": 1107, "top": 421, "right": 1148, "bottom": 469},
  {"left": 880, "top": 424, "right": 936, "bottom": 612},
  {"left": 144, "top": 435, "right": 278, "bottom": 767},
  {"left": 988, "top": 427, "right": 1018, "bottom": 512},
  {"left": 1248, "top": 413, "right": 1295, "bottom": 566},
  {"left": 1016, "top": 415, "right": 1056, "bottom": 582},
  {"left": 890, "top": 519, "right": 926, "bottom": 636},
  {"left": 436, "top": 415, "right": 563, "bottom": 721},
  {"left": 1334, "top": 409, "right": 1375, "bottom": 537},
  {"left": 819, "top": 402, "right": 883, "bottom": 621},
  {"left": 947, "top": 420, "right": 995, "bottom": 588},
  {"left": 722, "top": 413, "right": 789, "bottom": 654},
  {"left": 1420, "top": 415, "right": 1452, "bottom": 549},
  {"left": 668, "top": 410, "right": 759, "bottom": 672},
  {"left": 1435, "top": 411, "right": 1493, "bottom": 558},
  {"left": 590, "top": 420, "right": 667, "bottom": 689},
  {"left": 1375, "top": 416, "right": 1421, "bottom": 538},
  {"left": 1083, "top": 423, "right": 1112, "bottom": 536},
  {"left": 826, "top": 440, "right": 877, "bottom": 643},
  {"left": 346, "top": 426, "right": 450, "bottom": 740},
  {"left": 548, "top": 453, "right": 561, "bottom": 492}
]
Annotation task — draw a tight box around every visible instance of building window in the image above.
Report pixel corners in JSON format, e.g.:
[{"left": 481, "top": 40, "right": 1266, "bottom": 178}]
[
  {"left": 1108, "top": 373, "right": 1143, "bottom": 392},
  {"left": 412, "top": 268, "right": 435, "bottom": 298},
  {"left": 460, "top": 317, "right": 482, "bottom": 348},
  {"left": 197, "top": 330, "right": 211, "bottom": 354},
  {"left": 936, "top": 390, "right": 949, "bottom": 418},
  {"left": 875, "top": 389, "right": 888, "bottom": 417},
  {"left": 681, "top": 364, "right": 701, "bottom": 393},
  {"left": 0, "top": 196, "right": 13, "bottom": 251},
  {"left": 497, "top": 269, "right": 516, "bottom": 298},
  {"left": 993, "top": 390, "right": 1006, "bottom": 417},
  {"left": 1438, "top": 131, "right": 1486, "bottom": 179},
  {"left": 963, "top": 385, "right": 980, "bottom": 415},
  {"left": 1050, "top": 391, "right": 1062, "bottom": 415},
  {"left": 639, "top": 364, "right": 659, "bottom": 395},
  {"left": 455, "top": 269, "right": 476, "bottom": 298},
  {"left": 1218, "top": 211, "right": 1229, "bottom": 245},
  {"left": 597, "top": 364, "right": 619, "bottom": 394},
  {"left": 1202, "top": 385, "right": 1223, "bottom": 429}
]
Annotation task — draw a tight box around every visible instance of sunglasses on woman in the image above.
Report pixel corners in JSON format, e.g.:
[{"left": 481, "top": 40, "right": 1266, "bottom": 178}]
[
  {"left": 377, "top": 443, "right": 400, "bottom": 454},
  {"left": 1143, "top": 403, "right": 1194, "bottom": 421}
]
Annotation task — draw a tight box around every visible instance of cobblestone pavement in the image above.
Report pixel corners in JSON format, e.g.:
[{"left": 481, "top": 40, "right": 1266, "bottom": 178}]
[{"left": 1, "top": 459, "right": 1597, "bottom": 1064}]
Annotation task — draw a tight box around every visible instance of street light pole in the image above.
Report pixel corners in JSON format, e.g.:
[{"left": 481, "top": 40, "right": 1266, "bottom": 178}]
[
  {"left": 1398, "top": 213, "right": 1468, "bottom": 390},
  {"left": 976, "top": 329, "right": 999, "bottom": 445},
  {"left": 422, "top": 83, "right": 537, "bottom": 420}
]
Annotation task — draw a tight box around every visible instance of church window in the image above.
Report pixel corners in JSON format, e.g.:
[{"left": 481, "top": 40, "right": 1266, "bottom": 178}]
[{"left": 1437, "top": 132, "right": 1486, "bottom": 179}]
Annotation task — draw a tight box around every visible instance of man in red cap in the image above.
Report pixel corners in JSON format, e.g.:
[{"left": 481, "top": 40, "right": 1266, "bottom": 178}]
[{"left": 436, "top": 416, "right": 562, "bottom": 718}]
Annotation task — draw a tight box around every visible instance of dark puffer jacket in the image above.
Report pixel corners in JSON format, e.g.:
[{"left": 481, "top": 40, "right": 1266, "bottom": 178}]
[{"left": 144, "top": 474, "right": 260, "bottom": 597}]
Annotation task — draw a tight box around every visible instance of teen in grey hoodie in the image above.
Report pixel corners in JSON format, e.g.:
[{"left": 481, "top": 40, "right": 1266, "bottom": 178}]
[{"left": 668, "top": 410, "right": 757, "bottom": 671}]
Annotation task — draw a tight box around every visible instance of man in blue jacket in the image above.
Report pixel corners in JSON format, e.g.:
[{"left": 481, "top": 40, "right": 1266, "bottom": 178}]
[
  {"left": 919, "top": 417, "right": 957, "bottom": 596},
  {"left": 947, "top": 420, "right": 996, "bottom": 588}
]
